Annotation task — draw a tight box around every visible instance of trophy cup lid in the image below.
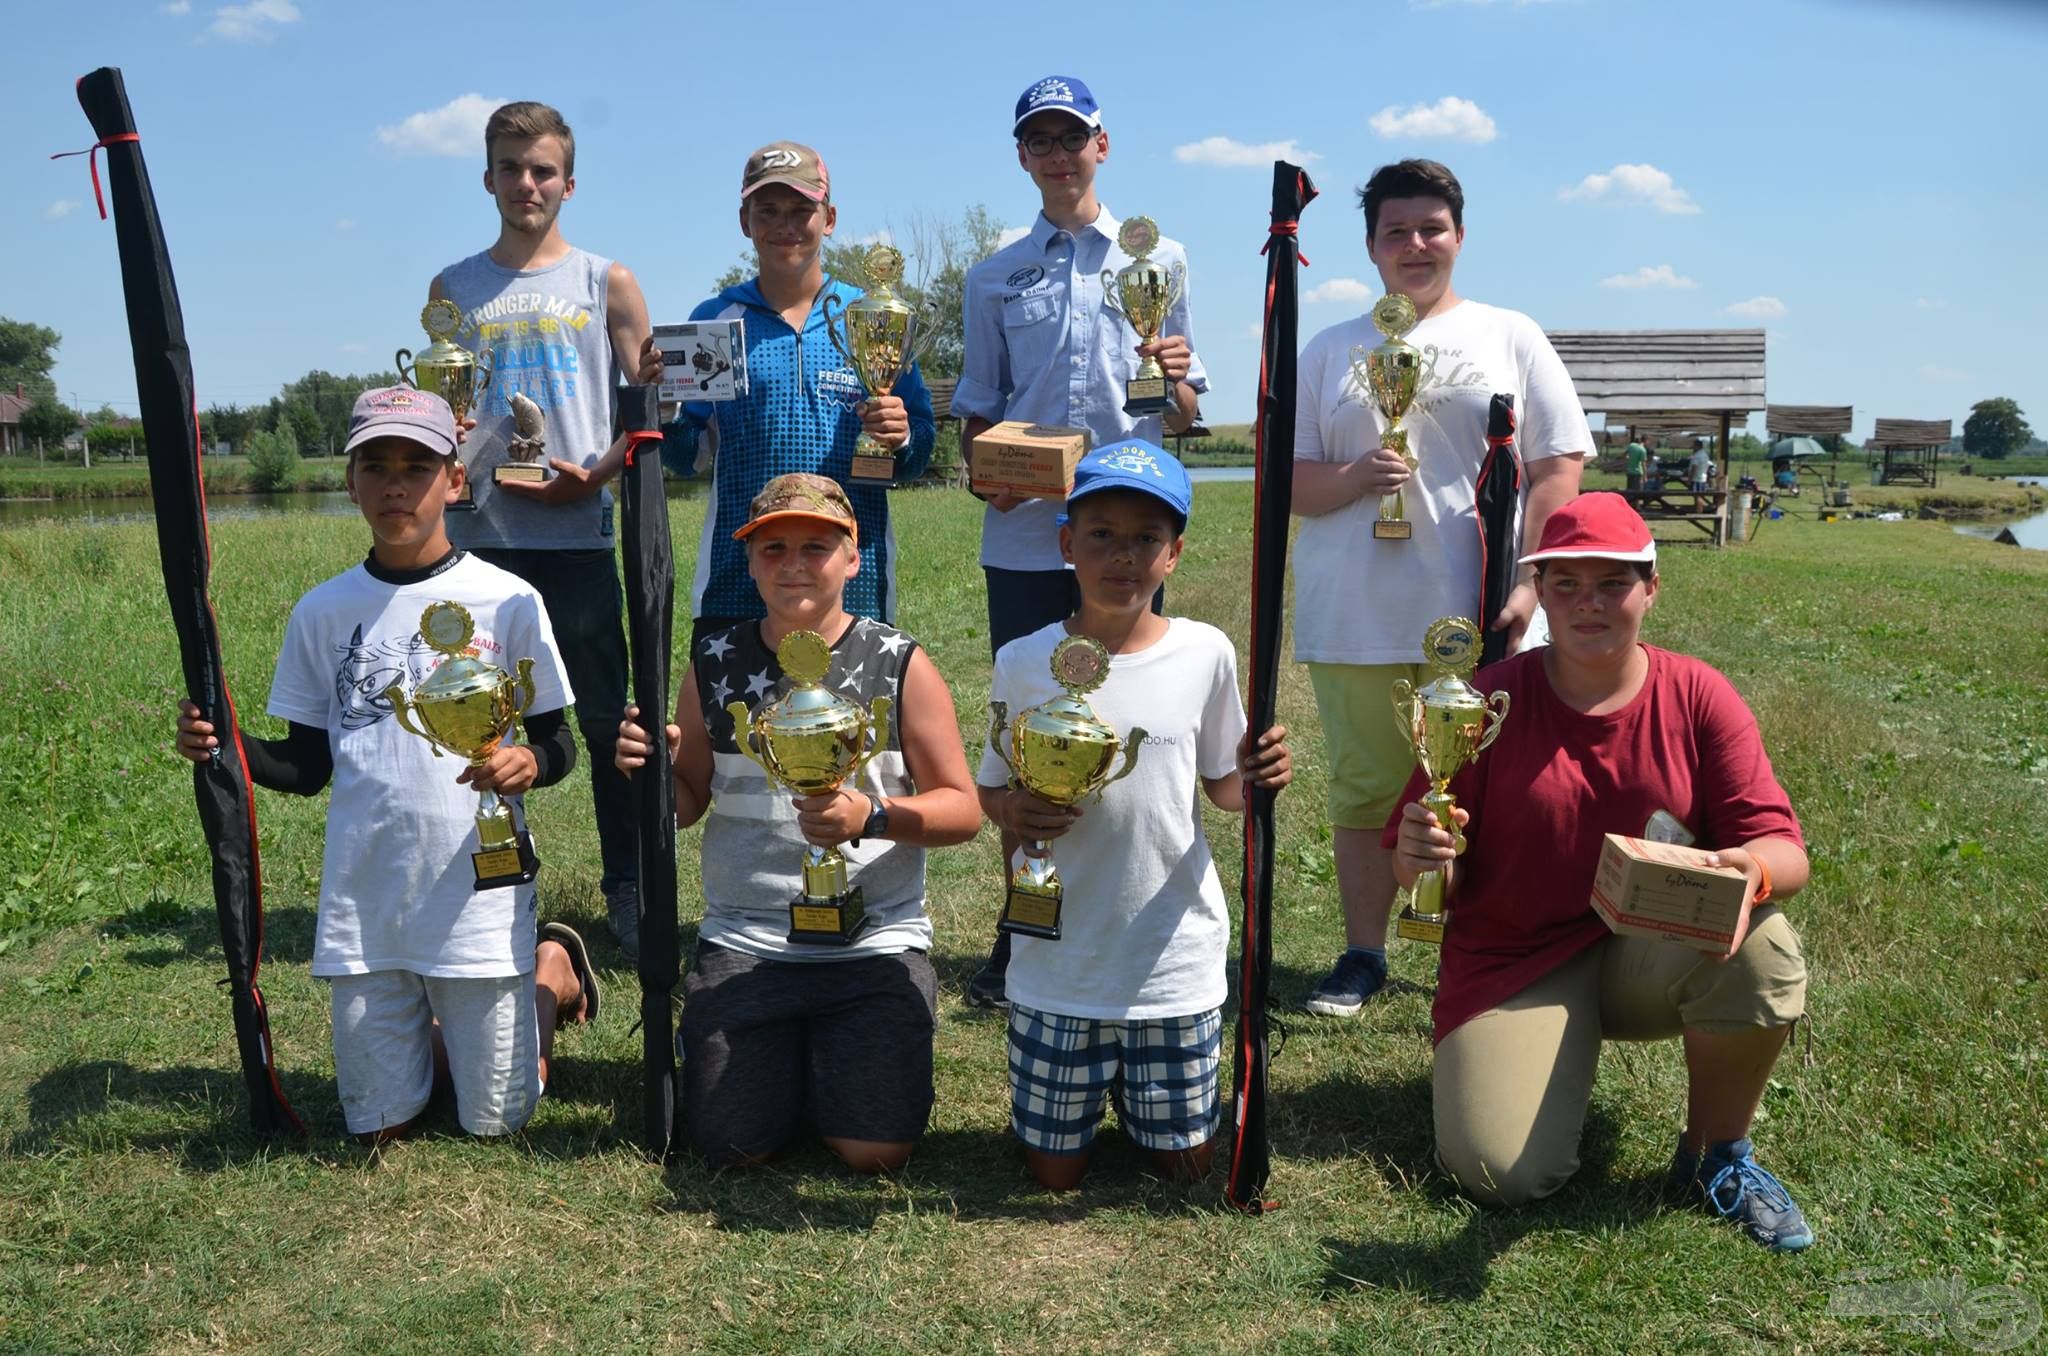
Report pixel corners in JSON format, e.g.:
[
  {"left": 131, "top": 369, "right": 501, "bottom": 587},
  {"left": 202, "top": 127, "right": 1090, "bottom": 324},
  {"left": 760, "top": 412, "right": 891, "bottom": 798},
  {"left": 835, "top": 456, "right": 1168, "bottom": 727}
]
[
  {"left": 777, "top": 630, "right": 833, "bottom": 685},
  {"left": 851, "top": 243, "right": 910, "bottom": 312},
  {"left": 1049, "top": 635, "right": 1111, "bottom": 696},
  {"left": 414, "top": 299, "right": 476, "bottom": 368},
  {"left": 412, "top": 601, "right": 503, "bottom": 701},
  {"left": 1117, "top": 216, "right": 1161, "bottom": 260},
  {"left": 1418, "top": 616, "right": 1486, "bottom": 705},
  {"left": 1372, "top": 292, "right": 1419, "bottom": 342}
]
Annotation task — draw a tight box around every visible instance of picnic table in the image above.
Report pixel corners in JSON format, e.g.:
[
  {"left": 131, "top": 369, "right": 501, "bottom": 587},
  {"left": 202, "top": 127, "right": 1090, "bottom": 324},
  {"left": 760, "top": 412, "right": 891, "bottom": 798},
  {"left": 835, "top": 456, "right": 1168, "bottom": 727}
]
[{"left": 1623, "top": 485, "right": 1729, "bottom": 546}]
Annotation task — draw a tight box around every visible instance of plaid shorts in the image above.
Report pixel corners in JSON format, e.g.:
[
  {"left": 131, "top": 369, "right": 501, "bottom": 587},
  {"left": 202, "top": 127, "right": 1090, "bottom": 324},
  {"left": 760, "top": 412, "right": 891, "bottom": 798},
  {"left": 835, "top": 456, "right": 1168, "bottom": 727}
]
[{"left": 1008, "top": 1004, "right": 1222, "bottom": 1154}]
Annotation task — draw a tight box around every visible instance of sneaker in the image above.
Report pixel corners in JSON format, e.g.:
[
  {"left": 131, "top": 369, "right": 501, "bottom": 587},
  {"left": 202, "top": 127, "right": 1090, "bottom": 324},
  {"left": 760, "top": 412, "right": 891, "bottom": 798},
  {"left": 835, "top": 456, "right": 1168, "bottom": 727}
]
[
  {"left": 1303, "top": 948, "right": 1388, "bottom": 1016},
  {"left": 1689, "top": 1137, "right": 1816, "bottom": 1252},
  {"left": 605, "top": 882, "right": 640, "bottom": 964},
  {"left": 963, "top": 960, "right": 1009, "bottom": 1011}
]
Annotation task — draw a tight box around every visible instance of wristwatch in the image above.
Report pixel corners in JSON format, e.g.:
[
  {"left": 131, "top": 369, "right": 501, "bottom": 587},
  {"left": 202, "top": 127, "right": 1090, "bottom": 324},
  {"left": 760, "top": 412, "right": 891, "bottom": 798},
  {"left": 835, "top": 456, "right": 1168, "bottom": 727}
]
[{"left": 854, "top": 791, "right": 889, "bottom": 846}]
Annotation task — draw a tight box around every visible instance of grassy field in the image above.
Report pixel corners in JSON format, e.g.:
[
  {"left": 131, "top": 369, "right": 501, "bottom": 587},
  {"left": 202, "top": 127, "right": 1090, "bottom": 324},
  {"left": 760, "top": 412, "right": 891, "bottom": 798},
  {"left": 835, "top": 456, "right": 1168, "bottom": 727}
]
[{"left": 1, "top": 486, "right": 2044, "bottom": 1353}]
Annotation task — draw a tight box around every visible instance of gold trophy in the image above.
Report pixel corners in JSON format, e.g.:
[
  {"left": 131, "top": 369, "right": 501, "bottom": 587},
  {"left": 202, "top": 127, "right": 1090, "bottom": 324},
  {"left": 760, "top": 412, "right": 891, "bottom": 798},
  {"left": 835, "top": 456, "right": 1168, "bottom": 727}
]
[
  {"left": 1390, "top": 617, "right": 1509, "bottom": 944},
  {"left": 1348, "top": 292, "right": 1422, "bottom": 540},
  {"left": 397, "top": 299, "right": 493, "bottom": 507},
  {"left": 986, "top": 636, "right": 1145, "bottom": 940},
  {"left": 823, "top": 243, "right": 939, "bottom": 484},
  {"left": 727, "top": 630, "right": 893, "bottom": 945},
  {"left": 384, "top": 601, "right": 541, "bottom": 890},
  {"left": 1101, "top": 216, "right": 1186, "bottom": 417}
]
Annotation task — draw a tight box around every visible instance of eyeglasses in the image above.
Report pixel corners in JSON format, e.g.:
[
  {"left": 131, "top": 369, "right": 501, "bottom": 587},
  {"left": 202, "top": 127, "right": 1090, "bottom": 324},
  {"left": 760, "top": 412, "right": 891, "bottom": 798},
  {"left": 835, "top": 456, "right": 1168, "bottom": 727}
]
[{"left": 1018, "top": 128, "right": 1098, "bottom": 157}]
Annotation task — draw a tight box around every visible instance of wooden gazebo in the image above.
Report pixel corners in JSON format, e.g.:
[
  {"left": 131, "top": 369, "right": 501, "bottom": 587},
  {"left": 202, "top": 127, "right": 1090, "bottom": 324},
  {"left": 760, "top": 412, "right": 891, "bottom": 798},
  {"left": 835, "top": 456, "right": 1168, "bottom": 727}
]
[
  {"left": 1548, "top": 329, "right": 1767, "bottom": 546},
  {"left": 1870, "top": 418, "right": 1951, "bottom": 487},
  {"left": 1766, "top": 405, "right": 1853, "bottom": 442}
]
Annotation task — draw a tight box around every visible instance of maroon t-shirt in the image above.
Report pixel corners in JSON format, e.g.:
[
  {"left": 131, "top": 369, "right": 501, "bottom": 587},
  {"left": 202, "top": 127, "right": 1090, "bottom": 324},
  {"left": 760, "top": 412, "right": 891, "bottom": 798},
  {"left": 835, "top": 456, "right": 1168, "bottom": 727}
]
[{"left": 1381, "top": 645, "right": 1803, "bottom": 1044}]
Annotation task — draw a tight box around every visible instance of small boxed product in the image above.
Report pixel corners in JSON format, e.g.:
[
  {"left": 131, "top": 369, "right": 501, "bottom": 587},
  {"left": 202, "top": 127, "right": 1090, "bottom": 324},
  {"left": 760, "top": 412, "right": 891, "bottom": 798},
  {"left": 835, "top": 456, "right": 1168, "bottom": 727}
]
[
  {"left": 1589, "top": 833, "right": 1755, "bottom": 954},
  {"left": 969, "top": 421, "right": 1090, "bottom": 499},
  {"left": 652, "top": 320, "right": 748, "bottom": 402}
]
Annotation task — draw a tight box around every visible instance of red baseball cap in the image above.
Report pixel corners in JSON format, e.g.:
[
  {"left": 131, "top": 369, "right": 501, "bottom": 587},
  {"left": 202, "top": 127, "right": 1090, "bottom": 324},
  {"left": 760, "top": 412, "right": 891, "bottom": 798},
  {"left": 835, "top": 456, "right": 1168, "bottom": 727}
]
[{"left": 1519, "top": 491, "right": 1657, "bottom": 566}]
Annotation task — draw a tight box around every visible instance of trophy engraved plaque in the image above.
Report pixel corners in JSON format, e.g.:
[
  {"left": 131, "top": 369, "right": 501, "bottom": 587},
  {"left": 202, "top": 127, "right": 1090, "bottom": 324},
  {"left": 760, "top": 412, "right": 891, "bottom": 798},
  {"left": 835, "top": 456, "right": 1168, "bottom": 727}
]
[
  {"left": 384, "top": 600, "right": 541, "bottom": 890},
  {"left": 1348, "top": 292, "right": 1422, "bottom": 541},
  {"left": 986, "top": 635, "right": 1145, "bottom": 940},
  {"left": 823, "top": 243, "right": 938, "bottom": 484},
  {"left": 1390, "top": 617, "right": 1509, "bottom": 944},
  {"left": 1101, "top": 216, "right": 1186, "bottom": 418},
  {"left": 727, "top": 630, "right": 893, "bottom": 945}
]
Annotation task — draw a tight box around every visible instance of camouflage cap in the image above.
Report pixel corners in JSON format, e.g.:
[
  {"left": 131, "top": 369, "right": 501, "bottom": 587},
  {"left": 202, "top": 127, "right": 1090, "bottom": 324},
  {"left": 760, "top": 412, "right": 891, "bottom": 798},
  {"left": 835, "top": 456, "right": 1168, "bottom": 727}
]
[{"left": 733, "top": 472, "right": 858, "bottom": 546}]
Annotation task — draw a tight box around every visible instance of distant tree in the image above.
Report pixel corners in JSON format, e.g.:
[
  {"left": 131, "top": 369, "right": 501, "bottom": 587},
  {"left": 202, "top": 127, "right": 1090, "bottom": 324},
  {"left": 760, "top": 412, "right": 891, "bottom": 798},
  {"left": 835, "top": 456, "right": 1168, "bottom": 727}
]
[
  {"left": 244, "top": 426, "right": 301, "bottom": 491},
  {"left": 1962, "top": 397, "right": 2031, "bottom": 461},
  {"left": 1729, "top": 432, "right": 1768, "bottom": 461},
  {"left": 0, "top": 317, "right": 61, "bottom": 400},
  {"left": 20, "top": 395, "right": 79, "bottom": 450},
  {"left": 280, "top": 401, "right": 325, "bottom": 455},
  {"left": 275, "top": 369, "right": 400, "bottom": 453},
  {"left": 204, "top": 403, "right": 259, "bottom": 454},
  {"left": 85, "top": 421, "right": 136, "bottom": 462}
]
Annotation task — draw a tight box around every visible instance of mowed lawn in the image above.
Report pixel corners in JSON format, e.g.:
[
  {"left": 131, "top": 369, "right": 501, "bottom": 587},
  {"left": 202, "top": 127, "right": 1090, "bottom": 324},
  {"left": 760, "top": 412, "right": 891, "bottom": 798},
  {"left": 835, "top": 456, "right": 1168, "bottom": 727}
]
[{"left": 0, "top": 484, "right": 2043, "bottom": 1353}]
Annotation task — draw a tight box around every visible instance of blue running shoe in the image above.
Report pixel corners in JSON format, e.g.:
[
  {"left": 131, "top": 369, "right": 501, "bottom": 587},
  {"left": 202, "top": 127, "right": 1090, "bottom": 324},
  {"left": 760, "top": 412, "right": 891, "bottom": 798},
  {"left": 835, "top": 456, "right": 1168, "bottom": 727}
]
[
  {"left": 1696, "top": 1138, "right": 1815, "bottom": 1252},
  {"left": 1303, "top": 948, "right": 1389, "bottom": 1017}
]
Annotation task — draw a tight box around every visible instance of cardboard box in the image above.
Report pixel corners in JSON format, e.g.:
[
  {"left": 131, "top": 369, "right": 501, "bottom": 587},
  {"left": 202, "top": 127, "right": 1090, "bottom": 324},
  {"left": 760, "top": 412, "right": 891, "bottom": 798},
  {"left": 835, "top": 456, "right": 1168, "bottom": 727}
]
[
  {"left": 1590, "top": 834, "right": 1754, "bottom": 953},
  {"left": 970, "top": 421, "right": 1090, "bottom": 499},
  {"left": 652, "top": 320, "right": 747, "bottom": 403}
]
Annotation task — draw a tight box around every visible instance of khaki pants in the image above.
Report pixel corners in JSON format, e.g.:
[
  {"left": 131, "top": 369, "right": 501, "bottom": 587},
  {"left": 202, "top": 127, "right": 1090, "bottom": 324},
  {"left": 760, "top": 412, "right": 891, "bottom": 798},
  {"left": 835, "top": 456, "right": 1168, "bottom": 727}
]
[{"left": 1434, "top": 906, "right": 1806, "bottom": 1207}]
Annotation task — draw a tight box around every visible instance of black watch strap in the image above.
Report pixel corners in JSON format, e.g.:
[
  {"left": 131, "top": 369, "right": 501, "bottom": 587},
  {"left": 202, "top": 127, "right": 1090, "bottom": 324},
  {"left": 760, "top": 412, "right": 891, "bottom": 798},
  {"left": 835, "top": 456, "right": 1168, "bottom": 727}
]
[{"left": 857, "top": 792, "right": 888, "bottom": 845}]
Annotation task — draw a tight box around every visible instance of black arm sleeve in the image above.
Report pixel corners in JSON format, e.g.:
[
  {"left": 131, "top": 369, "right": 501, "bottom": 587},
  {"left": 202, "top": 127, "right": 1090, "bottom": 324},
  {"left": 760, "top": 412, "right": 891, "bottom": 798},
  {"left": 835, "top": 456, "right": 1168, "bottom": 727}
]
[
  {"left": 241, "top": 721, "right": 333, "bottom": 796},
  {"left": 523, "top": 708, "right": 577, "bottom": 790}
]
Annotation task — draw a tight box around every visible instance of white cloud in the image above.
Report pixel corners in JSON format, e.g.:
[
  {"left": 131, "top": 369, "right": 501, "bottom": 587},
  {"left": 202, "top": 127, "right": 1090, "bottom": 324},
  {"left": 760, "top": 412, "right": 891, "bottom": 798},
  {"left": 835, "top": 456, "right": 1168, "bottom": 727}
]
[
  {"left": 1559, "top": 163, "right": 1700, "bottom": 215},
  {"left": 1920, "top": 363, "right": 1972, "bottom": 383},
  {"left": 209, "top": 0, "right": 299, "bottom": 41},
  {"left": 1368, "top": 97, "right": 1497, "bottom": 144},
  {"left": 1724, "top": 296, "right": 1787, "bottom": 318},
  {"left": 1598, "top": 264, "right": 1696, "bottom": 290},
  {"left": 1305, "top": 277, "right": 1378, "bottom": 305},
  {"left": 995, "top": 224, "right": 1031, "bottom": 249},
  {"left": 1173, "top": 136, "right": 1322, "bottom": 168},
  {"left": 163, "top": 0, "right": 192, "bottom": 12},
  {"left": 46, "top": 199, "right": 81, "bottom": 220},
  {"left": 1913, "top": 297, "right": 1947, "bottom": 311},
  {"left": 334, "top": 217, "right": 354, "bottom": 232},
  {"left": 376, "top": 94, "right": 506, "bottom": 158}
]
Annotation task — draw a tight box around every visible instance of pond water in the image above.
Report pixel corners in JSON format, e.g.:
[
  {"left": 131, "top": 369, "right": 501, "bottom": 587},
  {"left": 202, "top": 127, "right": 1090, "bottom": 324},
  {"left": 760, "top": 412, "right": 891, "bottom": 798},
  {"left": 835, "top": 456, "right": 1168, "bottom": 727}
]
[
  {"left": 0, "top": 489, "right": 359, "bottom": 529},
  {"left": 1955, "top": 477, "right": 2048, "bottom": 551}
]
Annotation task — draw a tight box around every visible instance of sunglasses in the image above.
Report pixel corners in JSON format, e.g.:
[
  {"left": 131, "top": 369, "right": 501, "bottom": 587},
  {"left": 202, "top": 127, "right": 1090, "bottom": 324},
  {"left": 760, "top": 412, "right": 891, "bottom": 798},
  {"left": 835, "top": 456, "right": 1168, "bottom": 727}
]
[{"left": 1018, "top": 128, "right": 1098, "bottom": 157}]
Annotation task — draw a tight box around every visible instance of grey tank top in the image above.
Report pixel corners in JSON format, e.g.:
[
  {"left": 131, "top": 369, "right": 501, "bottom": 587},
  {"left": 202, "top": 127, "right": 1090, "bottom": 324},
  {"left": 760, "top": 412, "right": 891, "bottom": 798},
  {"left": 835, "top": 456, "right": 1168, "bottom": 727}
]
[
  {"left": 696, "top": 616, "right": 928, "bottom": 959},
  {"left": 435, "top": 247, "right": 615, "bottom": 550}
]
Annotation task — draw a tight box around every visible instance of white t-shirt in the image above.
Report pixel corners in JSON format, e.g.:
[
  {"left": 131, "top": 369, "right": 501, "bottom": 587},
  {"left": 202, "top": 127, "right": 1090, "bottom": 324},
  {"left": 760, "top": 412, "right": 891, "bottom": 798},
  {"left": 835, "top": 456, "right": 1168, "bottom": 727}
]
[
  {"left": 266, "top": 553, "right": 573, "bottom": 979},
  {"left": 1689, "top": 447, "right": 1713, "bottom": 483},
  {"left": 975, "top": 619, "right": 1245, "bottom": 1020},
  {"left": 1292, "top": 300, "right": 1591, "bottom": 665}
]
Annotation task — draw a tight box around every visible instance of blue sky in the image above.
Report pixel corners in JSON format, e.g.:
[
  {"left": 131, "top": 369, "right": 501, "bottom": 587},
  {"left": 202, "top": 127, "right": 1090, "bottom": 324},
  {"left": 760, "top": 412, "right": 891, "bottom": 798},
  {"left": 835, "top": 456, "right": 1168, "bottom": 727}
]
[{"left": 5, "top": 0, "right": 2043, "bottom": 443}]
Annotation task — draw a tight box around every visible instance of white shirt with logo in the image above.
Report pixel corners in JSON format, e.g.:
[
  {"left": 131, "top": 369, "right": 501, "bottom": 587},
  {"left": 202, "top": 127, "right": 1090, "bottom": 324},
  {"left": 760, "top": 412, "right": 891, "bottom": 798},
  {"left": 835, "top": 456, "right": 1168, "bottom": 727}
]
[
  {"left": 975, "top": 619, "right": 1245, "bottom": 1020},
  {"left": 1292, "top": 300, "right": 1590, "bottom": 665},
  {"left": 266, "top": 554, "right": 573, "bottom": 979}
]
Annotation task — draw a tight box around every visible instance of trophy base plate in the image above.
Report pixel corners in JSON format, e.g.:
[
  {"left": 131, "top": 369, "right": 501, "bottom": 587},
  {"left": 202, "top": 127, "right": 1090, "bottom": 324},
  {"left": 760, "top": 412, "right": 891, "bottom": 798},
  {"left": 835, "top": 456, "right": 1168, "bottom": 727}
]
[
  {"left": 473, "top": 832, "right": 540, "bottom": 890},
  {"left": 997, "top": 882, "right": 1063, "bottom": 941},
  {"left": 1121, "top": 376, "right": 1172, "bottom": 418},
  {"left": 450, "top": 481, "right": 478, "bottom": 510},
  {"left": 493, "top": 463, "right": 549, "bottom": 484},
  {"left": 787, "top": 886, "right": 869, "bottom": 946},
  {"left": 1395, "top": 909, "right": 1446, "bottom": 946},
  {"left": 848, "top": 453, "right": 898, "bottom": 484},
  {"left": 1372, "top": 520, "right": 1414, "bottom": 541}
]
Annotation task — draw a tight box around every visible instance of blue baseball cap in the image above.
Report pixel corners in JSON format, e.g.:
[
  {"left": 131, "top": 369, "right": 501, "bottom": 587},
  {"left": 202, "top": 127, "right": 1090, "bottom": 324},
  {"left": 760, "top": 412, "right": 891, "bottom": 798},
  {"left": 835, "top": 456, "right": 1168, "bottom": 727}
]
[
  {"left": 1063, "top": 439, "right": 1192, "bottom": 522},
  {"left": 1013, "top": 76, "right": 1102, "bottom": 134}
]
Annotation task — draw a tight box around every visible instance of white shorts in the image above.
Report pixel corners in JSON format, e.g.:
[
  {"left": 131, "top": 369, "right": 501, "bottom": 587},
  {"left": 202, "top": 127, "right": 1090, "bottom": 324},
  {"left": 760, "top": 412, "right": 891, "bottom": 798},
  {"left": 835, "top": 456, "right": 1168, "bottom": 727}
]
[{"left": 329, "top": 970, "right": 540, "bottom": 1137}]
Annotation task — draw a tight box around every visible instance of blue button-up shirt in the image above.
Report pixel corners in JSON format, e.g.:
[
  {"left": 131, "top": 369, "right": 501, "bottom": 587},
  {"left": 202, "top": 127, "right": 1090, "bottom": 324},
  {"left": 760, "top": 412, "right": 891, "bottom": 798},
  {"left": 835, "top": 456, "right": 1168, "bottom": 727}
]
[{"left": 954, "top": 206, "right": 1207, "bottom": 570}]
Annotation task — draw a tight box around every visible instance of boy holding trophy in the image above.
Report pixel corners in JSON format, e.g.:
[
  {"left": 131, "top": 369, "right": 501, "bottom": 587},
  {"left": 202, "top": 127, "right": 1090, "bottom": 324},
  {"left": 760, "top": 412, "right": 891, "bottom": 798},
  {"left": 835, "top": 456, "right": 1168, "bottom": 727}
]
[
  {"left": 955, "top": 74, "right": 1210, "bottom": 1010},
  {"left": 976, "top": 442, "right": 1292, "bottom": 1190},
  {"left": 173, "top": 388, "right": 598, "bottom": 1142},
  {"left": 614, "top": 474, "right": 980, "bottom": 1172}
]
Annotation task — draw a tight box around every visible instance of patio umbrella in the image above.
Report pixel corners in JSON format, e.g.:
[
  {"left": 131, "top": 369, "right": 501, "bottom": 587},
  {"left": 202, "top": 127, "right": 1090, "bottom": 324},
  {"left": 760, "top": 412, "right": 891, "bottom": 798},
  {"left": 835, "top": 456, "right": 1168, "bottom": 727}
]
[
  {"left": 1768, "top": 436, "right": 1829, "bottom": 460},
  {"left": 1226, "top": 159, "right": 1316, "bottom": 1215},
  {"left": 71, "top": 67, "right": 301, "bottom": 1134}
]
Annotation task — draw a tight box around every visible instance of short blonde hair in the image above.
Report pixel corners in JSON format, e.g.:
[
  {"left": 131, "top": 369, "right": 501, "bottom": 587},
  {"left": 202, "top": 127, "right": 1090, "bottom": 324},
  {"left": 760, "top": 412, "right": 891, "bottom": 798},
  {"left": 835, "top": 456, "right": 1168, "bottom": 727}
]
[{"left": 485, "top": 101, "right": 575, "bottom": 177}]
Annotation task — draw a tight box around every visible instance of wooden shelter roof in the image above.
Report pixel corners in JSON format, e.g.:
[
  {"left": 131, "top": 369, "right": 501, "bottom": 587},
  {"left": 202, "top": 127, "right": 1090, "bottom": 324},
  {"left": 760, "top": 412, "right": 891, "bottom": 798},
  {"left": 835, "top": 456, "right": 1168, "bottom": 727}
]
[
  {"left": 1766, "top": 404, "right": 1853, "bottom": 438},
  {"left": 1545, "top": 329, "right": 1766, "bottom": 414},
  {"left": 924, "top": 375, "right": 957, "bottom": 422},
  {"left": 1869, "top": 418, "right": 1952, "bottom": 450}
]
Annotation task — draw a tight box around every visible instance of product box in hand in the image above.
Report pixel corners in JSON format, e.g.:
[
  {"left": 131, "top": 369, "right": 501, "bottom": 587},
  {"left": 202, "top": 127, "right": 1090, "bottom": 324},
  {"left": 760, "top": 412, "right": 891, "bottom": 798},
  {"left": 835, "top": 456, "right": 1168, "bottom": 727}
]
[
  {"left": 969, "top": 422, "right": 1090, "bottom": 499},
  {"left": 1590, "top": 834, "right": 1755, "bottom": 954},
  {"left": 652, "top": 320, "right": 748, "bottom": 403}
]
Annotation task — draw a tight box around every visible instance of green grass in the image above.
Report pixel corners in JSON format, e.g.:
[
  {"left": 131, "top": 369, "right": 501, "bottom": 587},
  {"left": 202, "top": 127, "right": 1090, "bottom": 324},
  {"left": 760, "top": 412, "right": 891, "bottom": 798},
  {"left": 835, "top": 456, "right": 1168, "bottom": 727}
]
[{"left": 1, "top": 488, "right": 2044, "bottom": 1352}]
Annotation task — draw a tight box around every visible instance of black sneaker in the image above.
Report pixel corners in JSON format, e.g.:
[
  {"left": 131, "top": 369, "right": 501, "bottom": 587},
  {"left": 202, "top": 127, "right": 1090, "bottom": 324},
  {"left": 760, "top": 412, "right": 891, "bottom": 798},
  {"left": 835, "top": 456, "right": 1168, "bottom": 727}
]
[
  {"left": 1303, "top": 948, "right": 1389, "bottom": 1016},
  {"left": 604, "top": 882, "right": 640, "bottom": 964},
  {"left": 963, "top": 960, "right": 1009, "bottom": 1010}
]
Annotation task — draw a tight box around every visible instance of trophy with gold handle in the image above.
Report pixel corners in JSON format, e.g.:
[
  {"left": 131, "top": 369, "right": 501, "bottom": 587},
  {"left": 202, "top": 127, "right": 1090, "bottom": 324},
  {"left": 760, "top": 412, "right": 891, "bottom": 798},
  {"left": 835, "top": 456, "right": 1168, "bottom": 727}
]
[
  {"left": 986, "top": 636, "right": 1146, "bottom": 940},
  {"left": 727, "top": 630, "right": 893, "bottom": 945},
  {"left": 1348, "top": 292, "right": 1422, "bottom": 540},
  {"left": 1390, "top": 617, "right": 1509, "bottom": 944},
  {"left": 823, "top": 243, "right": 939, "bottom": 484},
  {"left": 384, "top": 601, "right": 541, "bottom": 890},
  {"left": 397, "top": 299, "right": 493, "bottom": 507},
  {"left": 1101, "top": 216, "right": 1186, "bottom": 417}
]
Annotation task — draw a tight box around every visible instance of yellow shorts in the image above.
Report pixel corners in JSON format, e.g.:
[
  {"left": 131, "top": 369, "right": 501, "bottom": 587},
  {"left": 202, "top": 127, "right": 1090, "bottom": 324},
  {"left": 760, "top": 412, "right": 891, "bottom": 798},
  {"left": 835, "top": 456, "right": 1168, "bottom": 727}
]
[{"left": 1306, "top": 661, "right": 1425, "bottom": 831}]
